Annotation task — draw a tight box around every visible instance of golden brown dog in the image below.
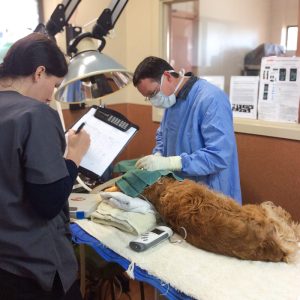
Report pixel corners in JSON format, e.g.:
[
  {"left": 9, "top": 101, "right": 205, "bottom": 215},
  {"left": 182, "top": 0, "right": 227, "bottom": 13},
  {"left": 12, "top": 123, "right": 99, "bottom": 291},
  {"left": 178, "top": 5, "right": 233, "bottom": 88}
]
[{"left": 140, "top": 177, "right": 300, "bottom": 263}]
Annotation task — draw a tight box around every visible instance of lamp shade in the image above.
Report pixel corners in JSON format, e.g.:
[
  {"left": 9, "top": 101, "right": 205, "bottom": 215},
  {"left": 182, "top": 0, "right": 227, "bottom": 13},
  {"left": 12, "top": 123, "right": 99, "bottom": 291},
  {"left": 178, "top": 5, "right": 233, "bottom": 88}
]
[{"left": 55, "top": 50, "right": 132, "bottom": 103}]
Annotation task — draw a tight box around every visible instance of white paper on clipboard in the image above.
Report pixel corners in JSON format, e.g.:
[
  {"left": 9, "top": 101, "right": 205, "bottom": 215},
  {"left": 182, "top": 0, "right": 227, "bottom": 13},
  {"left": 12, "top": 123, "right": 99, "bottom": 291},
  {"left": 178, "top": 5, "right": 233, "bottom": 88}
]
[{"left": 71, "top": 107, "right": 138, "bottom": 177}]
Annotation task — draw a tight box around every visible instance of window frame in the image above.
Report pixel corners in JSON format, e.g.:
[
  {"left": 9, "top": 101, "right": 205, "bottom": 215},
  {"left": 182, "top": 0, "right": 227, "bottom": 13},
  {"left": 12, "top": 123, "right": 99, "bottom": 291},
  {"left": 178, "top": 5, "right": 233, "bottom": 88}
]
[{"left": 286, "top": 25, "right": 298, "bottom": 51}]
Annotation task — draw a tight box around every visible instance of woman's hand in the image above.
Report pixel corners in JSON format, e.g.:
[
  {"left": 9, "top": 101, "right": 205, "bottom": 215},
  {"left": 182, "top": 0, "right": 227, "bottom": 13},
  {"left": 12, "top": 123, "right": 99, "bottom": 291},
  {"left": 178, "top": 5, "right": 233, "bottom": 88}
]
[{"left": 65, "top": 129, "right": 91, "bottom": 166}]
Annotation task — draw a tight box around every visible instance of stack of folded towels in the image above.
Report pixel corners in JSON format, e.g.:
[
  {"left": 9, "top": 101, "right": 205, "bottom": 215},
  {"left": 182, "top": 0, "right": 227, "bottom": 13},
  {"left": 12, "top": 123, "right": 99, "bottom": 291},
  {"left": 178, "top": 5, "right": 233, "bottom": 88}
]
[
  {"left": 91, "top": 191, "right": 157, "bottom": 235},
  {"left": 91, "top": 162, "right": 182, "bottom": 235}
]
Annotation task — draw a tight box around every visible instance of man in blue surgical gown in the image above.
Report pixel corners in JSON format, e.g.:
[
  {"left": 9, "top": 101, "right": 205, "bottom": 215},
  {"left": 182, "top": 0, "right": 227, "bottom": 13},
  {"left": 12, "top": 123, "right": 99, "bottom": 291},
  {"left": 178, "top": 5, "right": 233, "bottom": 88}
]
[{"left": 133, "top": 56, "right": 242, "bottom": 204}]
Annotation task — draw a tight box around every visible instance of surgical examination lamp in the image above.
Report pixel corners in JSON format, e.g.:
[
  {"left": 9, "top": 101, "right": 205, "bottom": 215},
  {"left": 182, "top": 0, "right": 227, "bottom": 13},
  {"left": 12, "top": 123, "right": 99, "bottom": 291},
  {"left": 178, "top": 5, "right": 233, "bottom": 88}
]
[{"left": 35, "top": 0, "right": 132, "bottom": 104}]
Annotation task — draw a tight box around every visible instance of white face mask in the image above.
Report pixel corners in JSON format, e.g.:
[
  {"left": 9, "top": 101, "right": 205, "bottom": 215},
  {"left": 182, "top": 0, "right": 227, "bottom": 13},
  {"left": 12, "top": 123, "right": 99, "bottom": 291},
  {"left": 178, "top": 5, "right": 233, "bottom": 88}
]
[{"left": 150, "top": 70, "right": 185, "bottom": 109}]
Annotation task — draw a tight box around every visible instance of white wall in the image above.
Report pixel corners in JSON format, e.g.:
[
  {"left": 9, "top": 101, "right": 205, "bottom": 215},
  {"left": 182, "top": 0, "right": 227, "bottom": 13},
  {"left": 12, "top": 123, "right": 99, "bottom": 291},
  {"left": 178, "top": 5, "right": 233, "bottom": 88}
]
[
  {"left": 270, "top": 0, "right": 298, "bottom": 46},
  {"left": 102, "top": 0, "right": 161, "bottom": 105},
  {"left": 197, "top": 0, "right": 272, "bottom": 92}
]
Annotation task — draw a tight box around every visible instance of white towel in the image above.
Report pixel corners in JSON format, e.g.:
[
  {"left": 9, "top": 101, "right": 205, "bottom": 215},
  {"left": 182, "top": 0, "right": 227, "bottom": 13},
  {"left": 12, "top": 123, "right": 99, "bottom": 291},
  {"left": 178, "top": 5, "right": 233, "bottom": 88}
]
[
  {"left": 91, "top": 201, "right": 156, "bottom": 235},
  {"left": 99, "top": 191, "right": 155, "bottom": 214}
]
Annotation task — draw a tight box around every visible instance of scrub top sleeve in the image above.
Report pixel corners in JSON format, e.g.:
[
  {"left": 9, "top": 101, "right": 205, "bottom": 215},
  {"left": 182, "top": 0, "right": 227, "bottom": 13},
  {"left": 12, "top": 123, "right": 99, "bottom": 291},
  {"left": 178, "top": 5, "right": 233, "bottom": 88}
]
[
  {"left": 181, "top": 97, "right": 235, "bottom": 176},
  {"left": 23, "top": 105, "right": 68, "bottom": 184},
  {"left": 152, "top": 125, "right": 164, "bottom": 155}
]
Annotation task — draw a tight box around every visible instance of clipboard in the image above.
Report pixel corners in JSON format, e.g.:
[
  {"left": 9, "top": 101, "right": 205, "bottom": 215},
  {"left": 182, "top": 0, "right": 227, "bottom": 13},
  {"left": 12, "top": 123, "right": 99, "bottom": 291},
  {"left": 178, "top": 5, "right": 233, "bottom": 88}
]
[{"left": 70, "top": 106, "right": 139, "bottom": 179}]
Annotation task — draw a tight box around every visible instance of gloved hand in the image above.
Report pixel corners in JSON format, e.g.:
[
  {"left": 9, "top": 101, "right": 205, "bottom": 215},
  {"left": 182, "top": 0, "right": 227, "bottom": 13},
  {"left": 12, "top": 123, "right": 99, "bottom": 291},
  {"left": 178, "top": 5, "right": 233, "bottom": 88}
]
[
  {"left": 99, "top": 191, "right": 154, "bottom": 213},
  {"left": 135, "top": 155, "right": 182, "bottom": 171}
]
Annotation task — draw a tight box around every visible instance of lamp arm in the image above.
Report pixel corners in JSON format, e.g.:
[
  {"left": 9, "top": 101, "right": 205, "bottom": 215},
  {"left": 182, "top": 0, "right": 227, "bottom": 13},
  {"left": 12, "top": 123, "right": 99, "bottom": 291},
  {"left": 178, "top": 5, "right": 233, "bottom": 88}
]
[
  {"left": 92, "top": 8, "right": 113, "bottom": 40},
  {"left": 34, "top": 0, "right": 81, "bottom": 40},
  {"left": 45, "top": 4, "right": 67, "bottom": 37},
  {"left": 68, "top": 0, "right": 128, "bottom": 55},
  {"left": 67, "top": 8, "right": 112, "bottom": 55},
  {"left": 35, "top": 0, "right": 128, "bottom": 55}
]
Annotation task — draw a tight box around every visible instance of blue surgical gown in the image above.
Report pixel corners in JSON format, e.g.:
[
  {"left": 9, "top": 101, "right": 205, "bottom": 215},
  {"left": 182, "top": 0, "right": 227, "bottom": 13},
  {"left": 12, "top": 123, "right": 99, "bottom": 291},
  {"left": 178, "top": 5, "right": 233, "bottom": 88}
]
[{"left": 153, "top": 78, "right": 242, "bottom": 204}]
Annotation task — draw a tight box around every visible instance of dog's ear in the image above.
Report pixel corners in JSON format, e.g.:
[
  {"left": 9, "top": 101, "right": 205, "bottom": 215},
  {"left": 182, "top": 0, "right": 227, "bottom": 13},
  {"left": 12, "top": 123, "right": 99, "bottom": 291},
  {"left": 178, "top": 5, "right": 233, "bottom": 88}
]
[{"left": 142, "top": 177, "right": 175, "bottom": 208}]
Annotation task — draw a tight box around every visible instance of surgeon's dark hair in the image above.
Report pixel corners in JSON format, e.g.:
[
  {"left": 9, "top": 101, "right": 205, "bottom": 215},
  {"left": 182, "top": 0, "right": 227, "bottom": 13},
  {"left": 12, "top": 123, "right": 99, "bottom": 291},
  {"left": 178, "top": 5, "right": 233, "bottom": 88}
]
[
  {"left": 133, "top": 56, "right": 179, "bottom": 86},
  {"left": 0, "top": 32, "right": 68, "bottom": 79}
]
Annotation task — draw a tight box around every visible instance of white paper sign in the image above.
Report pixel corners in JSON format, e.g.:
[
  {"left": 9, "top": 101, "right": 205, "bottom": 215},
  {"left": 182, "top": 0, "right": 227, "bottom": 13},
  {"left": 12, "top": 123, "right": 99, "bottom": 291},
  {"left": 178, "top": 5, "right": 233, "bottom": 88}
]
[
  {"left": 229, "top": 76, "right": 259, "bottom": 119},
  {"left": 258, "top": 56, "right": 300, "bottom": 123}
]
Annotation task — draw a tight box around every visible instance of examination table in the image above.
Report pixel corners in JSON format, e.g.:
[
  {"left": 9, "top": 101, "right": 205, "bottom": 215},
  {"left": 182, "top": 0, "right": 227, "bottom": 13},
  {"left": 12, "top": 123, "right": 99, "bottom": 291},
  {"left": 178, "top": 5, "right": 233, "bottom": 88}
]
[{"left": 71, "top": 219, "right": 300, "bottom": 300}]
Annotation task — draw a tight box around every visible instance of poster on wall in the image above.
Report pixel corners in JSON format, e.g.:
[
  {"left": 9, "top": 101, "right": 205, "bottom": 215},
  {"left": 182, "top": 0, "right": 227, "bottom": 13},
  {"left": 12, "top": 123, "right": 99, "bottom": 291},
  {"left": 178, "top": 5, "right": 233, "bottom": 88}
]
[
  {"left": 229, "top": 76, "right": 259, "bottom": 119},
  {"left": 258, "top": 57, "right": 300, "bottom": 123}
]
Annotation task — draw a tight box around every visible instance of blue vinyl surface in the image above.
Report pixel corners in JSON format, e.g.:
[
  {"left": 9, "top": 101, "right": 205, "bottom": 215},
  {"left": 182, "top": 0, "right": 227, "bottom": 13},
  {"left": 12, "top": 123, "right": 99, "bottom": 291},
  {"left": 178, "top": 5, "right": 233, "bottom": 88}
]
[{"left": 71, "top": 223, "right": 194, "bottom": 300}]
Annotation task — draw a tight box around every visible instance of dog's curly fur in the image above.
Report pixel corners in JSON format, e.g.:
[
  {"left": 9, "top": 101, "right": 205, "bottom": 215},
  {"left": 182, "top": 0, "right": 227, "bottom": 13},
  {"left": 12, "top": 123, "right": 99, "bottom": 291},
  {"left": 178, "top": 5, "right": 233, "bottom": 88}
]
[{"left": 141, "top": 177, "right": 300, "bottom": 262}]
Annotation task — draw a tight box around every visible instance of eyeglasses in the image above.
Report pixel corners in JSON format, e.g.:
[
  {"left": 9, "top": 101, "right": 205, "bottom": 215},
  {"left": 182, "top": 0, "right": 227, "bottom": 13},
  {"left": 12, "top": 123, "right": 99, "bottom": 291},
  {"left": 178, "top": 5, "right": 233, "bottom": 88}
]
[{"left": 145, "top": 87, "right": 160, "bottom": 102}]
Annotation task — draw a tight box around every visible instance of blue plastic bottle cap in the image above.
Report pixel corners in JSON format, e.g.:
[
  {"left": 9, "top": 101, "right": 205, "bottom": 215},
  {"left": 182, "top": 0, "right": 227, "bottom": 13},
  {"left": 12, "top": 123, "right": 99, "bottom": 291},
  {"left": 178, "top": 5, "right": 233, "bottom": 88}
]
[{"left": 76, "top": 211, "right": 85, "bottom": 219}]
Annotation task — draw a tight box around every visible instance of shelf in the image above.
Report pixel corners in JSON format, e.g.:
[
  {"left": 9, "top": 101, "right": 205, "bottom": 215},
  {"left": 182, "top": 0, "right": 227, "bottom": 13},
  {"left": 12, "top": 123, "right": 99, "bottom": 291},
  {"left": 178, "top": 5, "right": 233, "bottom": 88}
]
[{"left": 233, "top": 118, "right": 300, "bottom": 140}]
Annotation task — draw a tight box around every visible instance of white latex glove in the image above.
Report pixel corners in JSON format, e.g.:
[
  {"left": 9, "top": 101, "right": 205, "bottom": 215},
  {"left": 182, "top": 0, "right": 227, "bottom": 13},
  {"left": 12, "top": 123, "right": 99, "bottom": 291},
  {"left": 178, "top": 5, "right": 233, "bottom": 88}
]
[
  {"left": 135, "top": 155, "right": 182, "bottom": 171},
  {"left": 99, "top": 192, "right": 154, "bottom": 213}
]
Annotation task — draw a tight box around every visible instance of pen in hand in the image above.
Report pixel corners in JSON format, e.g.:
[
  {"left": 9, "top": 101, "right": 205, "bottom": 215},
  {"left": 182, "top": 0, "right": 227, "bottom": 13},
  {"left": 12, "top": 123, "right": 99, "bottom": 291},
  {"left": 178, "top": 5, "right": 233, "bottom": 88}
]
[{"left": 75, "top": 122, "right": 86, "bottom": 134}]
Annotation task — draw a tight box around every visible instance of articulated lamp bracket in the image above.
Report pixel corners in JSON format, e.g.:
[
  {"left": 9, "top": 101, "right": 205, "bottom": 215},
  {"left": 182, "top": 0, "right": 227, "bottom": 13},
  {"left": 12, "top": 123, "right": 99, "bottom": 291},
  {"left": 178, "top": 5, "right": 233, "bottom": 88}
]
[
  {"left": 34, "top": 0, "right": 82, "bottom": 42},
  {"left": 55, "top": 0, "right": 132, "bottom": 104},
  {"left": 35, "top": 0, "right": 128, "bottom": 56},
  {"left": 35, "top": 0, "right": 132, "bottom": 104},
  {"left": 68, "top": 0, "right": 128, "bottom": 55}
]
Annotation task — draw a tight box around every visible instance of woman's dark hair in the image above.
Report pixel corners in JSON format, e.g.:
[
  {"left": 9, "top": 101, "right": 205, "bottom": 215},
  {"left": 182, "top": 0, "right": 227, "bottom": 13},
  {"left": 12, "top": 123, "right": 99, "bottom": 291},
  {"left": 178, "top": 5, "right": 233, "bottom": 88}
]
[
  {"left": 132, "top": 56, "right": 178, "bottom": 86},
  {"left": 0, "top": 32, "right": 68, "bottom": 79}
]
